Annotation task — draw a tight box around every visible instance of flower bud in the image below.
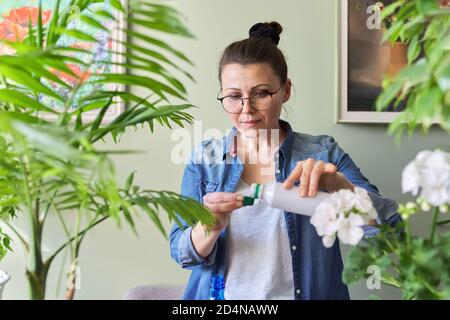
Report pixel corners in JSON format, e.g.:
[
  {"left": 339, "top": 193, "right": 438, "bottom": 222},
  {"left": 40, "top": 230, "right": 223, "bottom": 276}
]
[
  {"left": 420, "top": 201, "right": 431, "bottom": 212},
  {"left": 406, "top": 202, "right": 416, "bottom": 209}
]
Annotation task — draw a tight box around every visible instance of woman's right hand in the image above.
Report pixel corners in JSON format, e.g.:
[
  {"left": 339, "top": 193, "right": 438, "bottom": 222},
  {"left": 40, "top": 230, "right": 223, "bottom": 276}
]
[{"left": 202, "top": 192, "right": 244, "bottom": 232}]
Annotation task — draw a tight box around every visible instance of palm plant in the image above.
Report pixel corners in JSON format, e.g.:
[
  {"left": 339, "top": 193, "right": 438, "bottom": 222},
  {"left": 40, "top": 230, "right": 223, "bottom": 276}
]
[{"left": 0, "top": 0, "right": 214, "bottom": 300}]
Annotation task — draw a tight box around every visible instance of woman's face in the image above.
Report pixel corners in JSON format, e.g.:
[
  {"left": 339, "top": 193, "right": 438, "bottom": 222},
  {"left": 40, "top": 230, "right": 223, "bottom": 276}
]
[{"left": 220, "top": 63, "right": 291, "bottom": 138}]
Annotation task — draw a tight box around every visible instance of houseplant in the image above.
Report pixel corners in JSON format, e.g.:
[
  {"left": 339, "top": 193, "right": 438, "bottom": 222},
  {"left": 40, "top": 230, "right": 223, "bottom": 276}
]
[
  {"left": 374, "top": 0, "right": 410, "bottom": 78},
  {"left": 340, "top": 0, "right": 450, "bottom": 299},
  {"left": 0, "top": 0, "right": 214, "bottom": 300}
]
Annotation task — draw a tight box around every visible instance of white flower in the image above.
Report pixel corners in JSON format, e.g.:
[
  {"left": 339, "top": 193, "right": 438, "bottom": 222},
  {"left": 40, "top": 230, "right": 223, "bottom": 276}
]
[
  {"left": 337, "top": 213, "right": 365, "bottom": 246},
  {"left": 402, "top": 150, "right": 450, "bottom": 206},
  {"left": 310, "top": 187, "right": 376, "bottom": 248},
  {"left": 353, "top": 187, "right": 378, "bottom": 220},
  {"left": 402, "top": 161, "right": 421, "bottom": 196},
  {"left": 322, "top": 234, "right": 337, "bottom": 248},
  {"left": 310, "top": 202, "right": 340, "bottom": 236}
]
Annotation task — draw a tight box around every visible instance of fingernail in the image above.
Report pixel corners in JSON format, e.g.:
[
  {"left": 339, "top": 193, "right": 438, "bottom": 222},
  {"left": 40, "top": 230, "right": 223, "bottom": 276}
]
[
  {"left": 309, "top": 191, "right": 314, "bottom": 197},
  {"left": 237, "top": 202, "right": 243, "bottom": 207},
  {"left": 236, "top": 195, "right": 243, "bottom": 201}
]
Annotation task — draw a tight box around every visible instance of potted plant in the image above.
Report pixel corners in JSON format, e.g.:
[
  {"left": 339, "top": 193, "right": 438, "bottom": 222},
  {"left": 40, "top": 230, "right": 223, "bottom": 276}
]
[
  {"left": 309, "top": 0, "right": 449, "bottom": 300},
  {"left": 0, "top": 0, "right": 214, "bottom": 300},
  {"left": 334, "top": 0, "right": 450, "bottom": 299},
  {"left": 372, "top": 1, "right": 409, "bottom": 78}
]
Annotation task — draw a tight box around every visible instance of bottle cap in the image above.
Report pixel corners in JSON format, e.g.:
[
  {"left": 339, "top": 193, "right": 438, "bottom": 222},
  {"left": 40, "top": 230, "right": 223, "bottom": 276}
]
[
  {"left": 249, "top": 183, "right": 262, "bottom": 199},
  {"left": 242, "top": 183, "right": 263, "bottom": 206},
  {"left": 243, "top": 196, "right": 255, "bottom": 206}
]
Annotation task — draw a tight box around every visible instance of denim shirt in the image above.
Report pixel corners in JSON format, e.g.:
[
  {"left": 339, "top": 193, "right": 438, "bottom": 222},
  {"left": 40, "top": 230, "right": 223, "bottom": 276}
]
[{"left": 169, "top": 120, "right": 401, "bottom": 300}]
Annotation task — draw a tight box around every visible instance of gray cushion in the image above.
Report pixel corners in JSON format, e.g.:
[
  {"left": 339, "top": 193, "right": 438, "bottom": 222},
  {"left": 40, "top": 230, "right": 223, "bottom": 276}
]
[{"left": 122, "top": 285, "right": 185, "bottom": 300}]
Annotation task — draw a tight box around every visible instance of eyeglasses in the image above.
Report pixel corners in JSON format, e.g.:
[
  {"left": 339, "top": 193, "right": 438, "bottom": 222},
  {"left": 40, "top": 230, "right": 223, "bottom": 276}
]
[{"left": 217, "top": 87, "right": 281, "bottom": 114}]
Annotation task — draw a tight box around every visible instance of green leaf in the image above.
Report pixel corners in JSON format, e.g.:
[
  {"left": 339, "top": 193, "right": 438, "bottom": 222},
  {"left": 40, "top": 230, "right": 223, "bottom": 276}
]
[
  {"left": 4, "top": 118, "right": 81, "bottom": 160},
  {"left": 127, "top": 30, "right": 194, "bottom": 66},
  {"left": 407, "top": 35, "right": 421, "bottom": 64},
  {"left": 121, "top": 205, "right": 137, "bottom": 233},
  {"left": 59, "top": 29, "right": 98, "bottom": 42},
  {"left": 130, "top": 194, "right": 166, "bottom": 237},
  {"left": 27, "top": 14, "right": 36, "bottom": 47},
  {"left": 440, "top": 34, "right": 450, "bottom": 50},
  {"left": 0, "top": 65, "right": 61, "bottom": 100},
  {"left": 125, "top": 171, "right": 136, "bottom": 194},
  {"left": 46, "top": 0, "right": 61, "bottom": 47},
  {"left": 0, "top": 55, "right": 70, "bottom": 88},
  {"left": 110, "top": 0, "right": 125, "bottom": 12},
  {"left": 435, "top": 59, "right": 450, "bottom": 92},
  {"left": 382, "top": 19, "right": 404, "bottom": 43},
  {"left": 416, "top": 0, "right": 439, "bottom": 15},
  {"left": 40, "top": 56, "right": 79, "bottom": 77},
  {"left": 124, "top": 41, "right": 192, "bottom": 78},
  {"left": 110, "top": 49, "right": 195, "bottom": 82},
  {"left": 396, "top": 59, "right": 430, "bottom": 88},
  {"left": 425, "top": 18, "right": 446, "bottom": 41},
  {"left": 381, "top": 2, "right": 403, "bottom": 20},
  {"left": 413, "top": 87, "right": 442, "bottom": 119},
  {"left": 37, "top": 0, "right": 44, "bottom": 48},
  {"left": 81, "top": 91, "right": 156, "bottom": 111},
  {"left": 399, "top": 15, "right": 425, "bottom": 43},
  {"left": 109, "top": 61, "right": 187, "bottom": 94},
  {"left": 89, "top": 98, "right": 113, "bottom": 133},
  {"left": 80, "top": 15, "right": 109, "bottom": 32},
  {"left": 123, "top": 104, "right": 192, "bottom": 127},
  {"left": 2, "top": 236, "right": 11, "bottom": 249},
  {"left": 128, "top": 17, "right": 194, "bottom": 38},
  {"left": 94, "top": 9, "right": 116, "bottom": 21},
  {"left": 376, "top": 80, "right": 403, "bottom": 111},
  {"left": 0, "top": 90, "right": 58, "bottom": 114},
  {"left": 75, "top": 99, "right": 113, "bottom": 113},
  {"left": 90, "top": 74, "right": 185, "bottom": 101}
]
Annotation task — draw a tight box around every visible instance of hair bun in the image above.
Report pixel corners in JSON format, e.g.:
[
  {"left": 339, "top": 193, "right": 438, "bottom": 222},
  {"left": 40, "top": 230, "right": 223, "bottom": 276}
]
[{"left": 248, "top": 21, "right": 283, "bottom": 45}]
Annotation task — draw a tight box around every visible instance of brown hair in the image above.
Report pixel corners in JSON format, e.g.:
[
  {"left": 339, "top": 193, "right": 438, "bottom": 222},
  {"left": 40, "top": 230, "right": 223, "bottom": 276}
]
[{"left": 218, "top": 21, "right": 288, "bottom": 86}]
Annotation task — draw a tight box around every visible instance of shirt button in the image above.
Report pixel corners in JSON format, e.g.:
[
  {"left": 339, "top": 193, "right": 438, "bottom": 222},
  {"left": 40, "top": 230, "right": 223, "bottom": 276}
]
[
  {"left": 296, "top": 289, "right": 301, "bottom": 295},
  {"left": 292, "top": 245, "right": 297, "bottom": 250},
  {"left": 275, "top": 169, "right": 281, "bottom": 174},
  {"left": 275, "top": 153, "right": 279, "bottom": 158}
]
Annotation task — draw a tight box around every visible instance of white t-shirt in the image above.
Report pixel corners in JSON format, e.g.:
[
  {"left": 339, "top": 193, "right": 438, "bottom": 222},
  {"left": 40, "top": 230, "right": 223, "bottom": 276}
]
[{"left": 224, "top": 180, "right": 295, "bottom": 300}]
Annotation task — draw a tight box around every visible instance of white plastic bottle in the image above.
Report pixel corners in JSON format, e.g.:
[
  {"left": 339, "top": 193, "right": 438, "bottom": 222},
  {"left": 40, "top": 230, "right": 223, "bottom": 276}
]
[{"left": 243, "top": 181, "right": 330, "bottom": 216}]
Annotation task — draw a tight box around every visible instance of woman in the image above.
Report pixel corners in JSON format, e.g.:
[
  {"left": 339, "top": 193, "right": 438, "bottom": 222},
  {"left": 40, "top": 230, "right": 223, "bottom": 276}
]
[{"left": 169, "top": 22, "right": 400, "bottom": 300}]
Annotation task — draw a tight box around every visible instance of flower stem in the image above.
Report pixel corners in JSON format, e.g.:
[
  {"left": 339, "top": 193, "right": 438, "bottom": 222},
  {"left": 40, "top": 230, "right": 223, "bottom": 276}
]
[
  {"left": 429, "top": 206, "right": 440, "bottom": 245},
  {"left": 405, "top": 219, "right": 411, "bottom": 251}
]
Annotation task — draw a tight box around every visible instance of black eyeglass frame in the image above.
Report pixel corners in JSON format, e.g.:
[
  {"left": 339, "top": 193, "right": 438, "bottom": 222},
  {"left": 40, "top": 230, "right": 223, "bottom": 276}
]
[{"left": 216, "top": 87, "right": 282, "bottom": 114}]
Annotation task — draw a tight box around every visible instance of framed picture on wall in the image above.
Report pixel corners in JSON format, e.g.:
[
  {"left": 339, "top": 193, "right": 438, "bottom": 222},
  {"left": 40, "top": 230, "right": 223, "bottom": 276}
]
[
  {"left": 337, "top": 0, "right": 407, "bottom": 123},
  {"left": 0, "top": 0, "right": 127, "bottom": 123}
]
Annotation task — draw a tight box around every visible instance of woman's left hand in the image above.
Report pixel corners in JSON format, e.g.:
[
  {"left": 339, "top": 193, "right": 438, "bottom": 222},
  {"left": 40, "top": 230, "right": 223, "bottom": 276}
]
[{"left": 283, "top": 158, "right": 355, "bottom": 197}]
